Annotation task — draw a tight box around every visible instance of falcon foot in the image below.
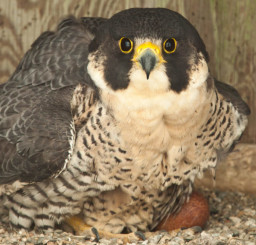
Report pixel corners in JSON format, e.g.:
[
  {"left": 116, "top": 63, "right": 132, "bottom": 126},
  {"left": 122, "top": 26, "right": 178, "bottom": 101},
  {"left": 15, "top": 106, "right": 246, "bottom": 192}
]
[{"left": 64, "top": 216, "right": 146, "bottom": 243}]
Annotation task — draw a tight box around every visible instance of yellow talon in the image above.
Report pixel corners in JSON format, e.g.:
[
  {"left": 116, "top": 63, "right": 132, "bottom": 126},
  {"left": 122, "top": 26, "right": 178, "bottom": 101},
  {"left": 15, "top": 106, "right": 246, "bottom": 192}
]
[
  {"left": 64, "top": 215, "right": 147, "bottom": 244},
  {"left": 65, "top": 215, "right": 92, "bottom": 233}
]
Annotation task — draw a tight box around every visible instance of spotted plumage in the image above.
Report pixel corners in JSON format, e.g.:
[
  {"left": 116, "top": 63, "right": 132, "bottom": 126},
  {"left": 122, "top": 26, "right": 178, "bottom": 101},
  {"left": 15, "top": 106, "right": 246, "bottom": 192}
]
[{"left": 0, "top": 8, "right": 250, "bottom": 234}]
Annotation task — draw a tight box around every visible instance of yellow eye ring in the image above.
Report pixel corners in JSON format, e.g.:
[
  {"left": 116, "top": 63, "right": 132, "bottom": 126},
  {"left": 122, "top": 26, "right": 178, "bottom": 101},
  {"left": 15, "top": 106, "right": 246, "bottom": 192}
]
[
  {"left": 119, "top": 37, "right": 133, "bottom": 54},
  {"left": 163, "top": 38, "right": 177, "bottom": 54}
]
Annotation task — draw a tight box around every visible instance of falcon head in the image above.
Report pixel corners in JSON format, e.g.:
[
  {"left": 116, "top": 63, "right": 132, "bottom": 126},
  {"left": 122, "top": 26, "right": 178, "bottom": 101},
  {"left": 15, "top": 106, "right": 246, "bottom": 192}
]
[{"left": 87, "top": 8, "right": 209, "bottom": 96}]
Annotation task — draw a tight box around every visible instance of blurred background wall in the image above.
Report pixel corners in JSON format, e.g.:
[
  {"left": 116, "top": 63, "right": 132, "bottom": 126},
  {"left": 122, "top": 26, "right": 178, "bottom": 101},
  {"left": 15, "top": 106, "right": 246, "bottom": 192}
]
[{"left": 0, "top": 0, "right": 255, "bottom": 144}]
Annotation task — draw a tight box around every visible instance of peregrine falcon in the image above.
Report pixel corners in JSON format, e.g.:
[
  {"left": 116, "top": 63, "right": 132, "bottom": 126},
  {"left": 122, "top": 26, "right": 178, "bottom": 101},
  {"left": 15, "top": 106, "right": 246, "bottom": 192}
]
[{"left": 0, "top": 8, "right": 250, "bottom": 234}]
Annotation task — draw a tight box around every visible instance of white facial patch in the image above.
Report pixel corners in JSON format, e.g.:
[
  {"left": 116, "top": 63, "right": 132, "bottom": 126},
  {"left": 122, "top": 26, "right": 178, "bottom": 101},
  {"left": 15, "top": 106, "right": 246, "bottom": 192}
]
[
  {"left": 187, "top": 52, "right": 209, "bottom": 89},
  {"left": 87, "top": 52, "right": 111, "bottom": 92}
]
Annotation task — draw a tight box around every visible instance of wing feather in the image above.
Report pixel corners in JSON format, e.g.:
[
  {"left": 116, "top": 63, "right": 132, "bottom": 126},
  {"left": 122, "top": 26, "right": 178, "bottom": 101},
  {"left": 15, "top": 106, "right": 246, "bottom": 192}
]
[
  {"left": 214, "top": 79, "right": 250, "bottom": 115},
  {"left": 0, "top": 17, "right": 105, "bottom": 185}
]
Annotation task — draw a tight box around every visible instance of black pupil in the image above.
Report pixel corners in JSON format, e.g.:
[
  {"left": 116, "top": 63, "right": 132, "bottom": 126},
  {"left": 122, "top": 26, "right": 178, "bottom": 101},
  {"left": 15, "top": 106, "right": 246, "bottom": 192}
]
[
  {"left": 121, "top": 38, "right": 131, "bottom": 51},
  {"left": 165, "top": 39, "right": 175, "bottom": 51}
]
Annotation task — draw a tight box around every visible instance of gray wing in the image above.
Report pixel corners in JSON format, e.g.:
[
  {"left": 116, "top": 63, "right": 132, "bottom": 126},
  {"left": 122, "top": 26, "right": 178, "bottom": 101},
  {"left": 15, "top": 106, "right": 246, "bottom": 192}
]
[
  {"left": 0, "top": 16, "right": 106, "bottom": 185},
  {"left": 214, "top": 79, "right": 250, "bottom": 115}
]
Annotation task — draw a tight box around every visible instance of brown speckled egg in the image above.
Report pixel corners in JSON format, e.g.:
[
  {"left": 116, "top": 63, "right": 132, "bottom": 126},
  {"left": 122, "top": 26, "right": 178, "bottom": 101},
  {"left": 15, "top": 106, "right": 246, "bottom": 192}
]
[{"left": 156, "top": 191, "right": 209, "bottom": 231}]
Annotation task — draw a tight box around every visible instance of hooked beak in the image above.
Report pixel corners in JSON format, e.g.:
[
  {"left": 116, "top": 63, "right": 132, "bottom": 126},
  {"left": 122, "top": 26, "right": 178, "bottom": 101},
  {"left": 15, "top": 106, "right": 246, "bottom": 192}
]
[{"left": 132, "top": 42, "right": 166, "bottom": 79}]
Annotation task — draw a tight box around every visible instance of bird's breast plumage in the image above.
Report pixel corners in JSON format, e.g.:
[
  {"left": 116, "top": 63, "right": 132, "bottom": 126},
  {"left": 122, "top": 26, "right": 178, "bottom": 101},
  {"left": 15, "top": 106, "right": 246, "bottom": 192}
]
[
  {"left": 66, "top": 77, "right": 248, "bottom": 232},
  {"left": 69, "top": 79, "right": 213, "bottom": 198},
  {"left": 71, "top": 75, "right": 248, "bottom": 195}
]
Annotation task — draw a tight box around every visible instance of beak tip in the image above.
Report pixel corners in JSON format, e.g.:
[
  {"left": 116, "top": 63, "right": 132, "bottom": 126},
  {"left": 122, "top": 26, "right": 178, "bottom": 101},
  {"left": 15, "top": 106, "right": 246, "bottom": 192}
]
[{"left": 138, "top": 51, "right": 156, "bottom": 80}]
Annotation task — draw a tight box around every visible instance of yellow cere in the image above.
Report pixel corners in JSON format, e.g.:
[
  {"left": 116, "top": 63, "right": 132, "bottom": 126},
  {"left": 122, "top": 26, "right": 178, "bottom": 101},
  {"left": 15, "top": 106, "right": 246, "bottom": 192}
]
[{"left": 132, "top": 42, "right": 167, "bottom": 63}]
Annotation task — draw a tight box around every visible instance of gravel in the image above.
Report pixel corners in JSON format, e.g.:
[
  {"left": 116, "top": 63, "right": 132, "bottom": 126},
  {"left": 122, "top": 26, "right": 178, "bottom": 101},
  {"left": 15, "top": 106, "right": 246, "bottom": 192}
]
[{"left": 0, "top": 189, "right": 255, "bottom": 245}]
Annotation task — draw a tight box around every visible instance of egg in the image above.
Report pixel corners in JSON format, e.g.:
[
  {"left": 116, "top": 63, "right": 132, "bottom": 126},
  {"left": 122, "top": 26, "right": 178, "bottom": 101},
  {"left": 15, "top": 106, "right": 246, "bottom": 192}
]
[{"left": 156, "top": 192, "right": 209, "bottom": 231}]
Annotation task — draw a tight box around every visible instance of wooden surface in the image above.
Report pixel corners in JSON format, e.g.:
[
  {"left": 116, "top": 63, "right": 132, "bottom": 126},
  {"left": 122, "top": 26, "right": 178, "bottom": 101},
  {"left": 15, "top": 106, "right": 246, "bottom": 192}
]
[
  {"left": 195, "top": 143, "right": 256, "bottom": 194},
  {"left": 0, "top": 0, "right": 255, "bottom": 143}
]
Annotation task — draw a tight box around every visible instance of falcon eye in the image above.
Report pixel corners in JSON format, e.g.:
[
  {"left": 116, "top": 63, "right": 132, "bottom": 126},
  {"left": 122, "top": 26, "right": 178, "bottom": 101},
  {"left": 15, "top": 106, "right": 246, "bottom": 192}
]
[
  {"left": 163, "top": 38, "right": 177, "bottom": 54},
  {"left": 119, "top": 37, "right": 133, "bottom": 54}
]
